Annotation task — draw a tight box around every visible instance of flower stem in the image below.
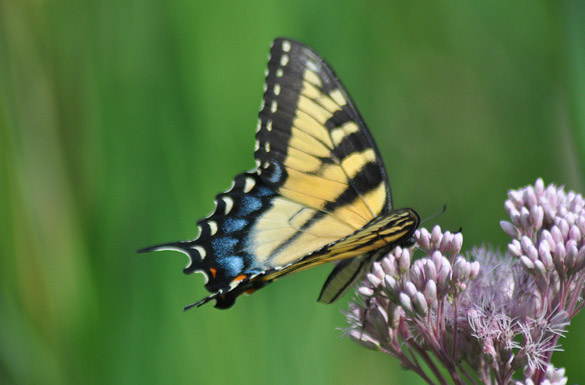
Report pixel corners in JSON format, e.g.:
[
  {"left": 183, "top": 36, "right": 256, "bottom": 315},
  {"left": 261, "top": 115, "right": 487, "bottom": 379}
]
[{"left": 408, "top": 340, "right": 449, "bottom": 385}]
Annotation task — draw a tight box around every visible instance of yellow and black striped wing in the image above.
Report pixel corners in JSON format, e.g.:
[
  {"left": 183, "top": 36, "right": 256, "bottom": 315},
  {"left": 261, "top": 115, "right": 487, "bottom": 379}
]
[
  {"left": 139, "top": 38, "right": 419, "bottom": 309},
  {"left": 252, "top": 38, "right": 395, "bottom": 265}
]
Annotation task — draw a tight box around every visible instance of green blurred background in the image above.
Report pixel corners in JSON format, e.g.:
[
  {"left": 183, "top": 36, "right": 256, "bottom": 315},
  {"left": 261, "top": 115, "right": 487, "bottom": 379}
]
[{"left": 1, "top": 0, "right": 584, "bottom": 384}]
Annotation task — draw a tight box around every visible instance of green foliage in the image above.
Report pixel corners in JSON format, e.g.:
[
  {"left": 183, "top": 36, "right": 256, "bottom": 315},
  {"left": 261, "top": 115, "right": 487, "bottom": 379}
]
[{"left": 1, "top": 0, "right": 583, "bottom": 384}]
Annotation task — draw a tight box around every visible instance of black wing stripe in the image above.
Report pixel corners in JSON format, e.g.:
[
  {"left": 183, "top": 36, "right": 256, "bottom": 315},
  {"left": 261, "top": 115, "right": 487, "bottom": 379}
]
[
  {"left": 266, "top": 211, "right": 328, "bottom": 260},
  {"left": 318, "top": 255, "right": 371, "bottom": 304},
  {"left": 276, "top": 188, "right": 370, "bottom": 225}
]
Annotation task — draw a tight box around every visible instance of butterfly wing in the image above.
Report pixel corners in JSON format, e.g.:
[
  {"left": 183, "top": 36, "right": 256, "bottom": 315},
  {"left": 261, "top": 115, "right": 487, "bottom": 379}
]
[
  {"left": 257, "top": 38, "right": 393, "bottom": 227},
  {"left": 317, "top": 256, "right": 373, "bottom": 304},
  {"left": 139, "top": 38, "right": 419, "bottom": 309}
]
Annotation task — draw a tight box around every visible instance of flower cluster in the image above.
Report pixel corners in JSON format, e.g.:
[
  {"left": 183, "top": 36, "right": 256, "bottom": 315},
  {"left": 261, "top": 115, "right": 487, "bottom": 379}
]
[{"left": 345, "top": 179, "right": 584, "bottom": 385}]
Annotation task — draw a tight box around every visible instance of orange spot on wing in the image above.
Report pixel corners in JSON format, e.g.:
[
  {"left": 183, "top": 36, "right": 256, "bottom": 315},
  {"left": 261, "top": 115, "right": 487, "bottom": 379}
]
[
  {"left": 233, "top": 274, "right": 248, "bottom": 283},
  {"left": 245, "top": 289, "right": 257, "bottom": 295},
  {"left": 209, "top": 268, "right": 217, "bottom": 278}
]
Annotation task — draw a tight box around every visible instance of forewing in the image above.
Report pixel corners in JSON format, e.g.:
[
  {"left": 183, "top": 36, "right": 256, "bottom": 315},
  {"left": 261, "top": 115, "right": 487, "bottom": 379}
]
[{"left": 249, "top": 38, "right": 395, "bottom": 267}]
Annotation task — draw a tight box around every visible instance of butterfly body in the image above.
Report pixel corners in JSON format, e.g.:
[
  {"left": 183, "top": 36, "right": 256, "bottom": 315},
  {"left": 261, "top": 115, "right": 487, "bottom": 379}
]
[{"left": 139, "top": 38, "right": 419, "bottom": 309}]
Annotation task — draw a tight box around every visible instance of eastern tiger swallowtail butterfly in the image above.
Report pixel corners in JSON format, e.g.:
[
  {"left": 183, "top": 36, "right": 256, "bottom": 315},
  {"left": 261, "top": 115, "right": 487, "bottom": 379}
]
[{"left": 139, "top": 38, "right": 419, "bottom": 309}]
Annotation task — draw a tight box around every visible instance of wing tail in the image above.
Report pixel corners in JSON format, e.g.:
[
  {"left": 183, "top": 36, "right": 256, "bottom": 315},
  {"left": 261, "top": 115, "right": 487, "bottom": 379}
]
[{"left": 137, "top": 240, "right": 212, "bottom": 280}]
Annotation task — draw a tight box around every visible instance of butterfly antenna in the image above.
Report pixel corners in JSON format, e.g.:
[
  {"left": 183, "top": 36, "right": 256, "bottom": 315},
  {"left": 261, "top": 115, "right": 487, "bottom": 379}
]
[
  {"left": 420, "top": 204, "right": 447, "bottom": 225},
  {"left": 419, "top": 205, "right": 462, "bottom": 234}
]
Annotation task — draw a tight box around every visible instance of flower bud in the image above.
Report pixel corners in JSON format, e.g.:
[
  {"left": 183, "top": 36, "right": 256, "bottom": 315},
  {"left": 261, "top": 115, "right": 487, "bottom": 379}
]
[
  {"left": 553, "top": 242, "right": 566, "bottom": 273},
  {"left": 349, "top": 330, "right": 379, "bottom": 350},
  {"left": 410, "top": 261, "right": 426, "bottom": 290},
  {"left": 381, "top": 257, "right": 397, "bottom": 276},
  {"left": 558, "top": 218, "right": 570, "bottom": 238},
  {"left": 533, "top": 260, "right": 547, "bottom": 278},
  {"left": 546, "top": 365, "right": 567, "bottom": 384},
  {"left": 399, "top": 293, "right": 414, "bottom": 316},
  {"left": 404, "top": 281, "right": 417, "bottom": 298},
  {"left": 566, "top": 240, "right": 578, "bottom": 273},
  {"left": 535, "top": 178, "right": 545, "bottom": 194},
  {"left": 569, "top": 225, "right": 581, "bottom": 242},
  {"left": 370, "top": 305, "right": 390, "bottom": 342},
  {"left": 508, "top": 240, "right": 522, "bottom": 258},
  {"left": 469, "top": 261, "right": 480, "bottom": 279},
  {"left": 424, "top": 280, "right": 437, "bottom": 306},
  {"left": 439, "top": 231, "right": 452, "bottom": 252},
  {"left": 451, "top": 233, "right": 463, "bottom": 255},
  {"left": 572, "top": 246, "right": 585, "bottom": 273},
  {"left": 387, "top": 302, "right": 402, "bottom": 329},
  {"left": 423, "top": 259, "right": 437, "bottom": 282},
  {"left": 453, "top": 257, "right": 470, "bottom": 282},
  {"left": 399, "top": 248, "right": 411, "bottom": 273},
  {"left": 393, "top": 247, "right": 403, "bottom": 260},
  {"left": 542, "top": 230, "right": 556, "bottom": 253},
  {"left": 436, "top": 258, "right": 452, "bottom": 294},
  {"left": 384, "top": 276, "right": 399, "bottom": 301},
  {"left": 542, "top": 202, "right": 556, "bottom": 224},
  {"left": 520, "top": 256, "right": 534, "bottom": 271},
  {"left": 358, "top": 286, "right": 374, "bottom": 297},
  {"left": 432, "top": 251, "right": 445, "bottom": 269},
  {"left": 539, "top": 247, "right": 553, "bottom": 270},
  {"left": 506, "top": 201, "right": 521, "bottom": 225},
  {"left": 521, "top": 236, "right": 536, "bottom": 260},
  {"left": 367, "top": 273, "right": 381, "bottom": 288},
  {"left": 520, "top": 207, "right": 530, "bottom": 229},
  {"left": 577, "top": 216, "right": 585, "bottom": 235},
  {"left": 412, "top": 292, "right": 428, "bottom": 317},
  {"left": 524, "top": 187, "right": 537, "bottom": 208},
  {"left": 416, "top": 228, "right": 431, "bottom": 250},
  {"left": 565, "top": 212, "right": 577, "bottom": 225},
  {"left": 551, "top": 226, "right": 563, "bottom": 245},
  {"left": 508, "top": 190, "right": 523, "bottom": 208},
  {"left": 431, "top": 225, "right": 442, "bottom": 243},
  {"left": 457, "top": 282, "right": 467, "bottom": 292},
  {"left": 500, "top": 221, "right": 519, "bottom": 239},
  {"left": 532, "top": 206, "right": 544, "bottom": 230},
  {"left": 569, "top": 195, "right": 584, "bottom": 211},
  {"left": 372, "top": 261, "right": 385, "bottom": 281},
  {"left": 526, "top": 243, "right": 539, "bottom": 261}
]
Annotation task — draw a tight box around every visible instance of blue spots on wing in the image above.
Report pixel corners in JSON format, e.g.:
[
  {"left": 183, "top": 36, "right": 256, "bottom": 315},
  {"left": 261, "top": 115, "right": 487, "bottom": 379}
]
[
  {"left": 257, "top": 186, "right": 275, "bottom": 197},
  {"left": 211, "top": 237, "right": 239, "bottom": 259},
  {"left": 267, "top": 162, "right": 282, "bottom": 183},
  {"left": 217, "top": 255, "right": 244, "bottom": 277},
  {"left": 245, "top": 268, "right": 264, "bottom": 275},
  {"left": 223, "top": 218, "right": 247, "bottom": 234},
  {"left": 204, "top": 178, "right": 280, "bottom": 278},
  {"left": 238, "top": 196, "right": 263, "bottom": 217}
]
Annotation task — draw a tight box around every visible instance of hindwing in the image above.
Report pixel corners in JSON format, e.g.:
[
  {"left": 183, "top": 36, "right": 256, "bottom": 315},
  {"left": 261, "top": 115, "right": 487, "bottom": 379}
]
[{"left": 139, "top": 38, "right": 419, "bottom": 309}]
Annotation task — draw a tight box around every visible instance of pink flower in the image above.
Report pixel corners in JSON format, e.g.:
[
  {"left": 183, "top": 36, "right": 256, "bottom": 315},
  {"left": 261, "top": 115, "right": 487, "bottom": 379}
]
[{"left": 345, "top": 179, "right": 583, "bottom": 385}]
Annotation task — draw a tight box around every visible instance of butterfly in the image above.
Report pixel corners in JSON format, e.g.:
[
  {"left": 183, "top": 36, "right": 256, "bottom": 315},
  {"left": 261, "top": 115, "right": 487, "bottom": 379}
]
[{"left": 139, "top": 38, "right": 419, "bottom": 310}]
